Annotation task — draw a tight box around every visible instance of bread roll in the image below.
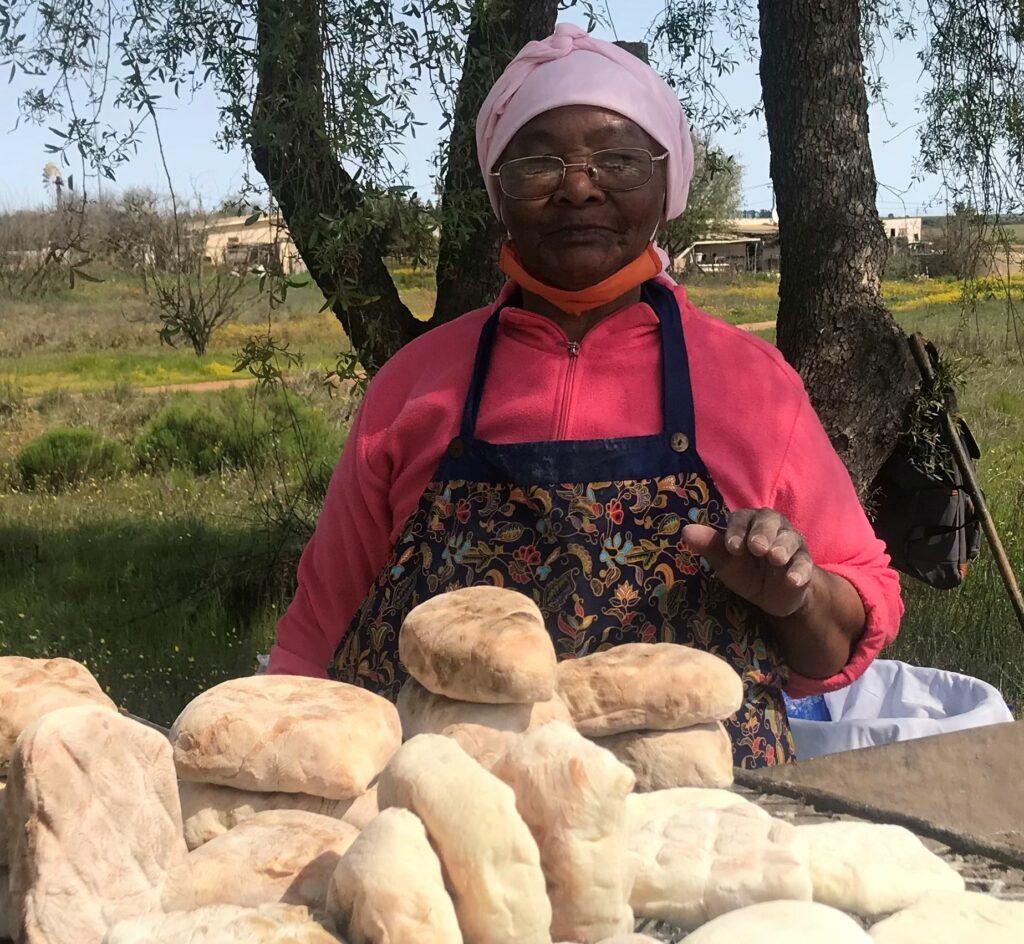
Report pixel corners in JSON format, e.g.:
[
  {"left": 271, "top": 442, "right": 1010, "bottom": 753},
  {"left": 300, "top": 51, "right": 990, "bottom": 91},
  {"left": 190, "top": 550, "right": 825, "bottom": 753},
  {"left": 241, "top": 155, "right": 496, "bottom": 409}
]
[
  {"left": 397, "top": 676, "right": 571, "bottom": 739},
  {"left": 377, "top": 734, "right": 551, "bottom": 944},
  {"left": 0, "top": 657, "right": 116, "bottom": 765},
  {"left": 399, "top": 587, "right": 556, "bottom": 703},
  {"left": 798, "top": 821, "right": 966, "bottom": 917},
  {"left": 178, "top": 780, "right": 363, "bottom": 851},
  {"left": 594, "top": 723, "right": 733, "bottom": 790},
  {"left": 187, "top": 809, "right": 359, "bottom": 912},
  {"left": 492, "top": 722, "right": 635, "bottom": 943},
  {"left": 327, "top": 807, "right": 462, "bottom": 943},
  {"left": 868, "top": 891, "right": 1024, "bottom": 943},
  {"left": 103, "top": 903, "right": 340, "bottom": 943},
  {"left": 171, "top": 675, "right": 400, "bottom": 800},
  {"left": 556, "top": 643, "right": 743, "bottom": 736},
  {"left": 683, "top": 901, "right": 872, "bottom": 943},
  {"left": 7, "top": 707, "right": 191, "bottom": 944}
]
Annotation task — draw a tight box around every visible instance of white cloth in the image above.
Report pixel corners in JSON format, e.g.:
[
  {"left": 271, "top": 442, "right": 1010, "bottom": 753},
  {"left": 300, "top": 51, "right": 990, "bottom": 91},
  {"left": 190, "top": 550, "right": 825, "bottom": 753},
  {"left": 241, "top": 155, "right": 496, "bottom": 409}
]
[{"left": 789, "top": 660, "right": 1013, "bottom": 760}]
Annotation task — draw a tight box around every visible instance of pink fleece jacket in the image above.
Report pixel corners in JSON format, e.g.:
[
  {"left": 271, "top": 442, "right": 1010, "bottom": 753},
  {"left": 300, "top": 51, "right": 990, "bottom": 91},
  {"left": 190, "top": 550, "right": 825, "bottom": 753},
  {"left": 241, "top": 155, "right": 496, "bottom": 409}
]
[{"left": 269, "top": 281, "right": 903, "bottom": 696}]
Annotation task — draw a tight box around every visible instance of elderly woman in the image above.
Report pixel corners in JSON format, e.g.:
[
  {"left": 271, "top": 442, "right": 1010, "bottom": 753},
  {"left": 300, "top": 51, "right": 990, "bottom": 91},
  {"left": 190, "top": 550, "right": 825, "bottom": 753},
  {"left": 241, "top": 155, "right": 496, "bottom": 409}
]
[{"left": 268, "top": 23, "right": 902, "bottom": 767}]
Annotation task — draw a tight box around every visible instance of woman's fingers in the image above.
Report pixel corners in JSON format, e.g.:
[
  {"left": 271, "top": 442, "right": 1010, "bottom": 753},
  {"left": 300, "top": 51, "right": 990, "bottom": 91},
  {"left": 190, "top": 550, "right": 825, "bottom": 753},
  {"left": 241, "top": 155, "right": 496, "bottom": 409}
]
[
  {"left": 724, "top": 508, "right": 757, "bottom": 554},
  {"left": 783, "top": 549, "right": 815, "bottom": 588},
  {"left": 767, "top": 527, "right": 803, "bottom": 567},
  {"left": 746, "top": 509, "right": 787, "bottom": 556}
]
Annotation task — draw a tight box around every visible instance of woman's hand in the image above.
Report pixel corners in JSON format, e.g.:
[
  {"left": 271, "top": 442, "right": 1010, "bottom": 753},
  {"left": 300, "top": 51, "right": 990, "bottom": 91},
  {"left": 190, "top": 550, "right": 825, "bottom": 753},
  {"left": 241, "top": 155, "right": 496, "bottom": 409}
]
[
  {"left": 683, "top": 508, "right": 867, "bottom": 679},
  {"left": 682, "top": 508, "right": 814, "bottom": 618}
]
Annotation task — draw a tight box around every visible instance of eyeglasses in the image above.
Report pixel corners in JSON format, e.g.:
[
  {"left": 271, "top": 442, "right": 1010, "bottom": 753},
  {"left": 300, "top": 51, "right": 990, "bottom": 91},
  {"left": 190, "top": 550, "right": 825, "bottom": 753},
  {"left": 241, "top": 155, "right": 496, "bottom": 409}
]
[{"left": 490, "top": 147, "right": 668, "bottom": 200}]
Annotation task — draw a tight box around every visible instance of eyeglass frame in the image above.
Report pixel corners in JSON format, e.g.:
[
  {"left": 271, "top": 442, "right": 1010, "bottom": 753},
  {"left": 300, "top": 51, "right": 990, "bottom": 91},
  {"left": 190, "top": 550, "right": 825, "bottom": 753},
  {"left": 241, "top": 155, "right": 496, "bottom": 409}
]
[{"left": 488, "top": 147, "right": 669, "bottom": 200}]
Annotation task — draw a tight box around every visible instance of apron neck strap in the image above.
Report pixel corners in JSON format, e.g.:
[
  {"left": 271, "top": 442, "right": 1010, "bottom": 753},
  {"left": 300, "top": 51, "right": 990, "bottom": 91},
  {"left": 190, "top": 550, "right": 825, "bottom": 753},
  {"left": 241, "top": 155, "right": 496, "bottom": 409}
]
[
  {"left": 460, "top": 281, "right": 697, "bottom": 448},
  {"left": 642, "top": 279, "right": 697, "bottom": 445}
]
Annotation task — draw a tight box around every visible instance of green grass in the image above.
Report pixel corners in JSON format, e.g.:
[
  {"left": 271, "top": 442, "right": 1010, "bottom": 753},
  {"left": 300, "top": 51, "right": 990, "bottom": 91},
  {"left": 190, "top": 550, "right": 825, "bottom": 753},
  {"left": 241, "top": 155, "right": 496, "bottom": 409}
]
[
  {"left": 2, "top": 269, "right": 1023, "bottom": 722},
  {"left": 0, "top": 474, "right": 287, "bottom": 726}
]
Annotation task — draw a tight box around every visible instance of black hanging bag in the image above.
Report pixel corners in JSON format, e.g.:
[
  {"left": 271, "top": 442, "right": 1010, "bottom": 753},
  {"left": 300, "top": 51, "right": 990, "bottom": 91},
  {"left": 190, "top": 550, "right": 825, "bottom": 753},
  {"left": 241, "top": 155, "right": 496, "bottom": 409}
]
[{"left": 870, "top": 339, "right": 982, "bottom": 590}]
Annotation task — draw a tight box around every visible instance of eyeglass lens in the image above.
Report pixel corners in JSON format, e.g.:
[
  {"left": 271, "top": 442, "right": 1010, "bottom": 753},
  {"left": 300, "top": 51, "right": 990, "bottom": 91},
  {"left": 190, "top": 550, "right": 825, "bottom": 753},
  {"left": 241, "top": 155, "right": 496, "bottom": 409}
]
[{"left": 499, "top": 148, "right": 655, "bottom": 199}]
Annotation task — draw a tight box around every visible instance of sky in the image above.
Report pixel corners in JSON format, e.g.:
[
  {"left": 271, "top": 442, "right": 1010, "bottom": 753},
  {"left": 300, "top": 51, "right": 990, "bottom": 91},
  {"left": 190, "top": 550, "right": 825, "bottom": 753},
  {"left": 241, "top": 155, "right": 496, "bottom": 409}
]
[{"left": 0, "top": 1, "right": 946, "bottom": 217}]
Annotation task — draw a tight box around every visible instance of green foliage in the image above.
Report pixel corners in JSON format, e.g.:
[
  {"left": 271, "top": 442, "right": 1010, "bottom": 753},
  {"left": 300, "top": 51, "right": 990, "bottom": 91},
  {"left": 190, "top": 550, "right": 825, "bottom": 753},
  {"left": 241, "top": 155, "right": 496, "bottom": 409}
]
[
  {"left": 135, "top": 389, "right": 341, "bottom": 477},
  {"left": 135, "top": 398, "right": 234, "bottom": 474},
  {"left": 17, "top": 427, "right": 127, "bottom": 491},
  {"left": 366, "top": 190, "right": 439, "bottom": 268},
  {"left": 897, "top": 352, "right": 969, "bottom": 480}
]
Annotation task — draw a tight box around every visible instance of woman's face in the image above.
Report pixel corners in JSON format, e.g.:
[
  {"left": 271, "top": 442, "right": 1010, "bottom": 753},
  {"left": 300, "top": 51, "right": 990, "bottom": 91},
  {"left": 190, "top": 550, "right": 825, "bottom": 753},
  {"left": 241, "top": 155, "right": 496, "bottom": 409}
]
[{"left": 497, "top": 105, "right": 667, "bottom": 291}]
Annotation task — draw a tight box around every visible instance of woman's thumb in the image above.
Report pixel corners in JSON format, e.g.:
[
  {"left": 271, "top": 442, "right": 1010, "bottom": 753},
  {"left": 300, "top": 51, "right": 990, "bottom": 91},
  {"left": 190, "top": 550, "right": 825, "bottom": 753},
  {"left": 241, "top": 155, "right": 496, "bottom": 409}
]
[{"left": 682, "top": 523, "right": 728, "bottom": 570}]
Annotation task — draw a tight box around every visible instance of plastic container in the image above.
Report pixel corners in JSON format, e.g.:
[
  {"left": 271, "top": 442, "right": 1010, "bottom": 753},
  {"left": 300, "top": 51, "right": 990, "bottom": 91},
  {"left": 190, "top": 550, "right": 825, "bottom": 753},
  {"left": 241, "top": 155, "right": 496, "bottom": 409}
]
[{"left": 787, "top": 659, "right": 1014, "bottom": 760}]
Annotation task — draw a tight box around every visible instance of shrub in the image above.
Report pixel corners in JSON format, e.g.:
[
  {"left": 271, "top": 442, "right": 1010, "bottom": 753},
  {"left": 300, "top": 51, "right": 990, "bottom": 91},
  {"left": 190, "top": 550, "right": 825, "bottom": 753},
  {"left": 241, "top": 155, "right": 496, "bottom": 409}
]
[
  {"left": 135, "top": 398, "right": 233, "bottom": 474},
  {"left": 135, "top": 389, "right": 342, "bottom": 477},
  {"left": 221, "top": 386, "right": 340, "bottom": 474},
  {"left": 17, "top": 427, "right": 127, "bottom": 491}
]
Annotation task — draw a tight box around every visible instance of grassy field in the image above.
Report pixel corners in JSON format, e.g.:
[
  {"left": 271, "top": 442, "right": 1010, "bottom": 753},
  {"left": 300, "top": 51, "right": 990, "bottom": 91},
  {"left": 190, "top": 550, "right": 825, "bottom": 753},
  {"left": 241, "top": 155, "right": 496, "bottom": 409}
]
[{"left": 2, "top": 268, "right": 1023, "bottom": 724}]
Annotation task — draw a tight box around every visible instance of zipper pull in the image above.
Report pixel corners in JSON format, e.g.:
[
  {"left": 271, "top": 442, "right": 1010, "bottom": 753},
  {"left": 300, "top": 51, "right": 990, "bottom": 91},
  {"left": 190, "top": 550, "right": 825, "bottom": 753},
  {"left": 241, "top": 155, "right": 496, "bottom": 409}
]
[{"left": 565, "top": 340, "right": 581, "bottom": 357}]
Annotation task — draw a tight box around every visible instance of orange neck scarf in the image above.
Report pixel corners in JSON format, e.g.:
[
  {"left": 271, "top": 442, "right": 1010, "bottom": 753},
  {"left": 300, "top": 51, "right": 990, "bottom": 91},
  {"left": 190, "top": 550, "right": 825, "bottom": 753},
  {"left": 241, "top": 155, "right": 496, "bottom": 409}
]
[{"left": 499, "top": 242, "right": 663, "bottom": 316}]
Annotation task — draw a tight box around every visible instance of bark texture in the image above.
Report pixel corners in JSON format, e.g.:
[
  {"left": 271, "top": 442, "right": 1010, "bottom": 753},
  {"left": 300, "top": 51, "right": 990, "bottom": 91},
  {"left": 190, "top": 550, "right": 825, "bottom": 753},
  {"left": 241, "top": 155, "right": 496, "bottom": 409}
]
[
  {"left": 432, "top": 0, "right": 559, "bottom": 324},
  {"left": 758, "top": 0, "right": 918, "bottom": 493},
  {"left": 251, "top": 0, "right": 421, "bottom": 374}
]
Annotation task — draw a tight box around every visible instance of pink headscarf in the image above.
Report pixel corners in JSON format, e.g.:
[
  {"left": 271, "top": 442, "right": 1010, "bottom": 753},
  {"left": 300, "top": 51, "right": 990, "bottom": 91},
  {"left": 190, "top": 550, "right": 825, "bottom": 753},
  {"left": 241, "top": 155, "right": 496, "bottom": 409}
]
[{"left": 476, "top": 22, "right": 694, "bottom": 222}]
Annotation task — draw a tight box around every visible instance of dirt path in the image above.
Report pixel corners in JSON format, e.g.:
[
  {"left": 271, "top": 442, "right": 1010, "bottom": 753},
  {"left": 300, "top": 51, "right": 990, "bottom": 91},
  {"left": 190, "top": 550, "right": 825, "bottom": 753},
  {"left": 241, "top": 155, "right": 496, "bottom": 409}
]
[
  {"left": 738, "top": 320, "right": 777, "bottom": 333},
  {"left": 139, "top": 378, "right": 256, "bottom": 394}
]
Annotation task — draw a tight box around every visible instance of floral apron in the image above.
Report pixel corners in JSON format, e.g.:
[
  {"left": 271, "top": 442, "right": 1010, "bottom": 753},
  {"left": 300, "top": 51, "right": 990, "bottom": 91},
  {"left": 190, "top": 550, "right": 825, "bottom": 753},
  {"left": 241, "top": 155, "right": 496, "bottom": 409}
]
[{"left": 331, "top": 279, "right": 796, "bottom": 768}]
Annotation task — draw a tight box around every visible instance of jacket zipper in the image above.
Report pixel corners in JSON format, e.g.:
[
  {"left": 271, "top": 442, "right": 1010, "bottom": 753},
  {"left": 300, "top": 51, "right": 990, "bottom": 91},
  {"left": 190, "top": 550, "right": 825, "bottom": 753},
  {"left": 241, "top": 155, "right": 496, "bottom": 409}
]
[{"left": 555, "top": 340, "right": 581, "bottom": 439}]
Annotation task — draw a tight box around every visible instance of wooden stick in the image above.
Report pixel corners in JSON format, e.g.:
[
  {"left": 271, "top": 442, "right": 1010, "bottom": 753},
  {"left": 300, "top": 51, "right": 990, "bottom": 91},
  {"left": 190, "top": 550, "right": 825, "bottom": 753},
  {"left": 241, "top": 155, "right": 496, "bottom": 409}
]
[{"left": 908, "top": 333, "right": 1024, "bottom": 633}]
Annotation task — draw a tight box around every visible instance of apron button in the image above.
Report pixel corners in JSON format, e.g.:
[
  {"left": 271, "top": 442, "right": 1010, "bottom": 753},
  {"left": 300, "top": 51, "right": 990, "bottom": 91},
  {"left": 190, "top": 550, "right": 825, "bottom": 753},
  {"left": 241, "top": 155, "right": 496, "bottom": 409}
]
[
  {"left": 671, "top": 432, "right": 690, "bottom": 453},
  {"left": 448, "top": 438, "right": 466, "bottom": 458}
]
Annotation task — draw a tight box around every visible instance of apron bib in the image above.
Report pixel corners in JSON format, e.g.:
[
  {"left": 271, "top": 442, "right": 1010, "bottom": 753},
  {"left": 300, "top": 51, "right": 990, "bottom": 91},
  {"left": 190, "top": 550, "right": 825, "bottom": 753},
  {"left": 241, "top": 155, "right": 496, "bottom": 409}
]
[{"left": 330, "top": 280, "right": 796, "bottom": 768}]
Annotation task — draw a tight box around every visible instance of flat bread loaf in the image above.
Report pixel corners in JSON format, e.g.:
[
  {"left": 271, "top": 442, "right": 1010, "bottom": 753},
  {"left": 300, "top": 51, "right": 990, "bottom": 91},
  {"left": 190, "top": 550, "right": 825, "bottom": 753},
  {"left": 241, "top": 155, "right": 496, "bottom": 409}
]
[
  {"left": 627, "top": 787, "right": 767, "bottom": 836},
  {"left": 178, "top": 781, "right": 371, "bottom": 851},
  {"left": 683, "top": 900, "right": 872, "bottom": 943},
  {"left": 627, "top": 791, "right": 809, "bottom": 929},
  {"left": 492, "top": 722, "right": 635, "bottom": 943},
  {"left": 187, "top": 809, "right": 359, "bottom": 912},
  {"left": 0, "top": 657, "right": 116, "bottom": 765},
  {"left": 799, "top": 821, "right": 966, "bottom": 916},
  {"left": 595, "top": 723, "right": 733, "bottom": 790},
  {"left": 327, "top": 807, "right": 462, "bottom": 944},
  {"left": 868, "top": 890, "right": 1024, "bottom": 943},
  {"left": 7, "top": 706, "right": 191, "bottom": 944},
  {"left": 397, "top": 676, "right": 571, "bottom": 738},
  {"left": 377, "top": 733, "right": 552, "bottom": 944},
  {"left": 170, "top": 676, "right": 400, "bottom": 799},
  {"left": 102, "top": 903, "right": 340, "bottom": 943},
  {"left": 556, "top": 644, "right": 743, "bottom": 736},
  {"left": 399, "top": 587, "right": 557, "bottom": 703}
]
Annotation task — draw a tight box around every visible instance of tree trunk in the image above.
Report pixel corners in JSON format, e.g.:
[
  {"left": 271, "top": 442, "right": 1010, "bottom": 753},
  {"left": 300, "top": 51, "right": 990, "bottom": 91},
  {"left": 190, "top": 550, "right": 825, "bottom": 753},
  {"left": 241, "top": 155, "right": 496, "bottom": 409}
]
[
  {"left": 758, "top": 0, "right": 918, "bottom": 494},
  {"left": 432, "top": 0, "right": 559, "bottom": 324},
  {"left": 251, "top": 0, "right": 421, "bottom": 374}
]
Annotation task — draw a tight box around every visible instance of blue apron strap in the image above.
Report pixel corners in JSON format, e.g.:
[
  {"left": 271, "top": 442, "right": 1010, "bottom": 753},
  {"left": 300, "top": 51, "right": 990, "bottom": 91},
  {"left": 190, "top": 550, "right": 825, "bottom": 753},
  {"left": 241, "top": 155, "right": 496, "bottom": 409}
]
[
  {"left": 459, "top": 294, "right": 518, "bottom": 439},
  {"left": 641, "top": 279, "right": 698, "bottom": 449}
]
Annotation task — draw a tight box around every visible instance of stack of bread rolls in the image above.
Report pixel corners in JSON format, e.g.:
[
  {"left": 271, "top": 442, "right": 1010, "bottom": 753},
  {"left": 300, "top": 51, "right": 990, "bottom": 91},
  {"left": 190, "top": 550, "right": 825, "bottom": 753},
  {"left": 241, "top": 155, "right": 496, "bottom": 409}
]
[{"left": 557, "top": 642, "right": 743, "bottom": 790}]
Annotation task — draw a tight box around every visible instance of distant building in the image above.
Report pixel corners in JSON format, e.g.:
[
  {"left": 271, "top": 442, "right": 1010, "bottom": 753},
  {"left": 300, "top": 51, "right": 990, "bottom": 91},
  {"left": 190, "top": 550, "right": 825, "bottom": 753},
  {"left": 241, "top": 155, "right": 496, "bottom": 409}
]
[
  {"left": 673, "top": 237, "right": 763, "bottom": 276},
  {"left": 882, "top": 216, "right": 923, "bottom": 243},
  {"left": 200, "top": 215, "right": 307, "bottom": 274}
]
